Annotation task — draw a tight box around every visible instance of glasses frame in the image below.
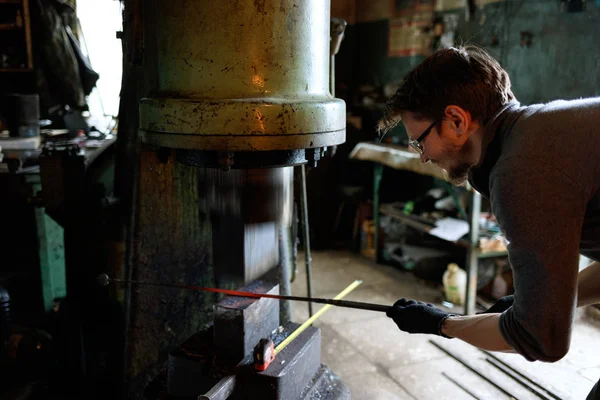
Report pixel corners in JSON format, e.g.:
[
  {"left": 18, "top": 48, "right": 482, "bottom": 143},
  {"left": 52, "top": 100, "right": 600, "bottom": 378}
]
[{"left": 409, "top": 120, "right": 438, "bottom": 154}]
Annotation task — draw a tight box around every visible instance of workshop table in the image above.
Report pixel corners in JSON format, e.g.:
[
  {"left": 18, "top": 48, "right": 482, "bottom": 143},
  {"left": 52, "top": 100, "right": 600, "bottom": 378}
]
[{"left": 350, "top": 141, "right": 506, "bottom": 315}]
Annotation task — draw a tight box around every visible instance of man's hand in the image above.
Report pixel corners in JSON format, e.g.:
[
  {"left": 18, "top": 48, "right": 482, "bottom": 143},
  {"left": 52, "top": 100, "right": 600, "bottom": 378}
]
[
  {"left": 386, "top": 298, "right": 454, "bottom": 337},
  {"left": 479, "top": 295, "right": 514, "bottom": 314}
]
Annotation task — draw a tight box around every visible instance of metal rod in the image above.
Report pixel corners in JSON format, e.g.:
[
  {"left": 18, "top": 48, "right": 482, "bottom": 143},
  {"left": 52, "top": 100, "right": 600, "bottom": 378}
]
[
  {"left": 464, "top": 189, "right": 481, "bottom": 315},
  {"left": 275, "top": 280, "right": 362, "bottom": 355},
  {"left": 198, "top": 375, "right": 236, "bottom": 400},
  {"left": 429, "top": 340, "right": 518, "bottom": 400},
  {"left": 442, "top": 372, "right": 481, "bottom": 400},
  {"left": 329, "top": 55, "right": 335, "bottom": 96},
  {"left": 299, "top": 164, "right": 313, "bottom": 317},
  {"left": 373, "top": 164, "right": 384, "bottom": 263},
  {"left": 481, "top": 350, "right": 563, "bottom": 400},
  {"left": 485, "top": 358, "right": 553, "bottom": 400},
  {"left": 278, "top": 225, "right": 292, "bottom": 325},
  {"left": 101, "top": 275, "right": 390, "bottom": 313}
]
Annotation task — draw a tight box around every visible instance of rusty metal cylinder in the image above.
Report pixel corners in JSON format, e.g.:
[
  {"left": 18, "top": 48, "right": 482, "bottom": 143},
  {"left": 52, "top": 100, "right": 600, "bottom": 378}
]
[{"left": 139, "top": 0, "right": 345, "bottom": 153}]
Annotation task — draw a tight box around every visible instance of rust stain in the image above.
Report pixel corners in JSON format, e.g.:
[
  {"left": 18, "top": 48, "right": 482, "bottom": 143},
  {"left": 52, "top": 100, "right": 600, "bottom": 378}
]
[{"left": 254, "top": 0, "right": 266, "bottom": 14}]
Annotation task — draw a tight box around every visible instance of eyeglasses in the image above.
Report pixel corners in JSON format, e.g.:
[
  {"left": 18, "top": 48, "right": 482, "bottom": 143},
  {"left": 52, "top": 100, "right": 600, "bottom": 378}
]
[{"left": 409, "top": 120, "right": 438, "bottom": 155}]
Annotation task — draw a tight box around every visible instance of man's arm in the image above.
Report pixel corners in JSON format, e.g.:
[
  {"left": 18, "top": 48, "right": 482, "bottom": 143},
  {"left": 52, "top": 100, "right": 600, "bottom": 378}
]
[
  {"left": 438, "top": 259, "right": 600, "bottom": 352},
  {"left": 441, "top": 313, "right": 513, "bottom": 352},
  {"left": 387, "top": 163, "right": 588, "bottom": 362},
  {"left": 434, "top": 256, "right": 598, "bottom": 357},
  {"left": 578, "top": 261, "right": 600, "bottom": 307}
]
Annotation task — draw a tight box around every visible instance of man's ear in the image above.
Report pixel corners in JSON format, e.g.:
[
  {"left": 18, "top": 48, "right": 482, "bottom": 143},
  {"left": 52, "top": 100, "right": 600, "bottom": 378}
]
[{"left": 443, "top": 105, "right": 472, "bottom": 137}]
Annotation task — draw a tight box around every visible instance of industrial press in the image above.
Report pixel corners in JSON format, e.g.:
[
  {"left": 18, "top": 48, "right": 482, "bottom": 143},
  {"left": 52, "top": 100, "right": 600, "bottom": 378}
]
[{"left": 117, "top": 0, "right": 350, "bottom": 398}]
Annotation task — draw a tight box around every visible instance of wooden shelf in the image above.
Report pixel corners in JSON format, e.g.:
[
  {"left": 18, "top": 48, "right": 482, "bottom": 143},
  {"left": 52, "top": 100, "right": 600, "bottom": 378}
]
[
  {"left": 0, "top": 23, "right": 20, "bottom": 30},
  {"left": 380, "top": 204, "right": 508, "bottom": 259},
  {"left": 0, "top": 0, "right": 32, "bottom": 69},
  {"left": 475, "top": 250, "right": 509, "bottom": 259},
  {"left": 0, "top": 67, "right": 32, "bottom": 72}
]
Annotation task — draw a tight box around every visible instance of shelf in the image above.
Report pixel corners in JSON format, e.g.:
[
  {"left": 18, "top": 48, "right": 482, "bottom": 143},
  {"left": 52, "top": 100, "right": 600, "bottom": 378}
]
[
  {"left": 0, "top": 67, "right": 32, "bottom": 72},
  {"left": 380, "top": 204, "right": 508, "bottom": 259},
  {"left": 475, "top": 250, "right": 509, "bottom": 259},
  {"left": 0, "top": 23, "right": 20, "bottom": 30},
  {"left": 380, "top": 204, "right": 434, "bottom": 233}
]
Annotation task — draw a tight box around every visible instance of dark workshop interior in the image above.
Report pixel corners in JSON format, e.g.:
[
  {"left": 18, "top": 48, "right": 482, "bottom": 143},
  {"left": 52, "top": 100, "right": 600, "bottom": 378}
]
[{"left": 1, "top": 0, "right": 600, "bottom": 399}]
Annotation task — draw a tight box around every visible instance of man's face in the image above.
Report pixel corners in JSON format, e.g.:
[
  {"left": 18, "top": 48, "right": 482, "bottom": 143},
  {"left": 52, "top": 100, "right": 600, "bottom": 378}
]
[{"left": 401, "top": 111, "right": 474, "bottom": 185}]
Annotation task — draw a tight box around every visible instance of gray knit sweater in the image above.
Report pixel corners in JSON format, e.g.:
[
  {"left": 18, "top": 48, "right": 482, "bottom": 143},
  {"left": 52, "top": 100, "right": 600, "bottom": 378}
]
[{"left": 468, "top": 97, "right": 600, "bottom": 362}]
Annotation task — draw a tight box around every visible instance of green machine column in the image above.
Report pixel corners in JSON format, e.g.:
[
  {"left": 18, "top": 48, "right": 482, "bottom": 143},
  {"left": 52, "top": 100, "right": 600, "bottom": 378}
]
[{"left": 27, "top": 174, "right": 67, "bottom": 312}]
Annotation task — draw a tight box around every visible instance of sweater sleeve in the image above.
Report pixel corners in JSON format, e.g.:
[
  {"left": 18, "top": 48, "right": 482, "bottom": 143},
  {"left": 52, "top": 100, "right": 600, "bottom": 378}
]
[{"left": 490, "top": 160, "right": 585, "bottom": 362}]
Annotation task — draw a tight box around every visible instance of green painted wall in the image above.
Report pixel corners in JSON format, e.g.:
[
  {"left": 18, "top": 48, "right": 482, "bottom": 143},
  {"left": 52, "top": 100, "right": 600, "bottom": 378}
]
[
  {"left": 456, "top": 1, "right": 600, "bottom": 104},
  {"left": 338, "top": 1, "right": 600, "bottom": 108}
]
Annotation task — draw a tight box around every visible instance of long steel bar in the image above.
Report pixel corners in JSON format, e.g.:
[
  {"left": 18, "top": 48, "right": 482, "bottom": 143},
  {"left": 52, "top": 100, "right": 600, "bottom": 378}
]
[
  {"left": 465, "top": 189, "right": 481, "bottom": 315},
  {"left": 101, "top": 275, "right": 390, "bottom": 313},
  {"left": 485, "top": 358, "right": 553, "bottom": 400},
  {"left": 441, "top": 372, "right": 481, "bottom": 400},
  {"left": 481, "top": 350, "right": 563, "bottom": 400},
  {"left": 429, "top": 340, "right": 518, "bottom": 400},
  {"left": 275, "top": 280, "right": 362, "bottom": 355},
  {"left": 198, "top": 376, "right": 236, "bottom": 400}
]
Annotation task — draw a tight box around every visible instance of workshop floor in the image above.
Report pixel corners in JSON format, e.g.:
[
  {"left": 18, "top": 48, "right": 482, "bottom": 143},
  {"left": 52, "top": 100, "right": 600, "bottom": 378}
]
[{"left": 291, "top": 250, "right": 600, "bottom": 400}]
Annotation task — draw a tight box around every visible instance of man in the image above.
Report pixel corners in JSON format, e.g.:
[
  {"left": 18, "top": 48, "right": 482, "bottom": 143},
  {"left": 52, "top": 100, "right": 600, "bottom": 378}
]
[{"left": 381, "top": 45, "right": 600, "bottom": 399}]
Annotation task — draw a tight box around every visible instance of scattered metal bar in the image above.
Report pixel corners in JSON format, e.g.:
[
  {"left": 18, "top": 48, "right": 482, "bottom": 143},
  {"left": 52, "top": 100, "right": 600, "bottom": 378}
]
[
  {"left": 485, "top": 358, "right": 553, "bottom": 400},
  {"left": 198, "top": 375, "right": 236, "bottom": 400},
  {"left": 442, "top": 372, "right": 481, "bottom": 400},
  {"left": 481, "top": 350, "right": 563, "bottom": 400},
  {"left": 429, "top": 340, "right": 518, "bottom": 400}
]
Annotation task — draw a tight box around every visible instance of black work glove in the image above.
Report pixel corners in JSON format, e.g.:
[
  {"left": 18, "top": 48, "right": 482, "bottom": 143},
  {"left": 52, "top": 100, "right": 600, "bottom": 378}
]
[
  {"left": 479, "top": 295, "right": 514, "bottom": 314},
  {"left": 386, "top": 298, "right": 454, "bottom": 338}
]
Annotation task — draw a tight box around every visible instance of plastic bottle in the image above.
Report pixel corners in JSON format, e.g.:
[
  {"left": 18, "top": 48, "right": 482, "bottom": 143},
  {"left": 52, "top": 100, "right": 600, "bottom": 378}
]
[{"left": 443, "top": 263, "right": 467, "bottom": 305}]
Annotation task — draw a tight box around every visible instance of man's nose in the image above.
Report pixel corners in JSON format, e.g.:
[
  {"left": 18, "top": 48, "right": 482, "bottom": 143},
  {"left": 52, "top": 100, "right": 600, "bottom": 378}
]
[{"left": 420, "top": 153, "right": 429, "bottom": 163}]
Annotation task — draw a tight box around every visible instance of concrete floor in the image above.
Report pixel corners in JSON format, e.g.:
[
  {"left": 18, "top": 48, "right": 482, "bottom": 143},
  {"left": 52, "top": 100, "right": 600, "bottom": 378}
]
[{"left": 290, "top": 250, "right": 600, "bottom": 400}]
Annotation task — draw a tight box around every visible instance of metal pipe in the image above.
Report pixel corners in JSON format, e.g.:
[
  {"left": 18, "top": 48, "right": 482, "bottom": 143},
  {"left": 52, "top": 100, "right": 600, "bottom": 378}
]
[
  {"left": 329, "top": 55, "right": 335, "bottom": 96},
  {"left": 373, "top": 164, "right": 384, "bottom": 263},
  {"left": 278, "top": 226, "right": 292, "bottom": 324},
  {"left": 481, "top": 350, "right": 563, "bottom": 400},
  {"left": 485, "top": 358, "right": 553, "bottom": 400},
  {"left": 329, "top": 18, "right": 346, "bottom": 97},
  {"left": 198, "top": 375, "right": 236, "bottom": 400},
  {"left": 464, "top": 189, "right": 481, "bottom": 315},
  {"left": 275, "top": 280, "right": 362, "bottom": 355},
  {"left": 429, "top": 340, "right": 518, "bottom": 400},
  {"left": 442, "top": 372, "right": 481, "bottom": 400},
  {"left": 299, "top": 164, "right": 314, "bottom": 317}
]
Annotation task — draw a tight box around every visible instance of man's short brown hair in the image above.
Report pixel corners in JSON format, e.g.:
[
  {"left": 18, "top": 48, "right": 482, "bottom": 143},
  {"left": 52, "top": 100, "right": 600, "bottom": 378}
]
[{"left": 379, "top": 45, "right": 515, "bottom": 133}]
